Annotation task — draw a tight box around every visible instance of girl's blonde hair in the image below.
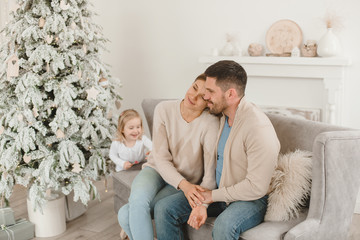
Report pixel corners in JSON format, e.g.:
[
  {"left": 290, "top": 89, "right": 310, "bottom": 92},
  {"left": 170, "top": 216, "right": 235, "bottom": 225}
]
[{"left": 115, "top": 109, "right": 143, "bottom": 142}]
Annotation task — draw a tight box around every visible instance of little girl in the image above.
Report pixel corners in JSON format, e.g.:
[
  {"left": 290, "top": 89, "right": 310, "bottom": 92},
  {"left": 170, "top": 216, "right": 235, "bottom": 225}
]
[{"left": 109, "top": 109, "right": 152, "bottom": 171}]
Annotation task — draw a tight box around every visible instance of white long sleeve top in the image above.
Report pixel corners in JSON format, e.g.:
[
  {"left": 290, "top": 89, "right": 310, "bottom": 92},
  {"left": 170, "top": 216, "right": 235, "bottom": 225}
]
[{"left": 109, "top": 135, "right": 152, "bottom": 172}]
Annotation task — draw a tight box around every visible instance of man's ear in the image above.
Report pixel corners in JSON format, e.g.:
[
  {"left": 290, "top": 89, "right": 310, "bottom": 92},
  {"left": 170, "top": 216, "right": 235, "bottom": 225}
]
[{"left": 227, "top": 88, "right": 238, "bottom": 99}]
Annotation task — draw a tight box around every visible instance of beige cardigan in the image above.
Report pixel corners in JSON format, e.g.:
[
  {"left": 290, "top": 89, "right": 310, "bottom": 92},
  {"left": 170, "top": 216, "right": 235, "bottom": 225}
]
[
  {"left": 212, "top": 97, "right": 280, "bottom": 203},
  {"left": 144, "top": 100, "right": 219, "bottom": 190}
]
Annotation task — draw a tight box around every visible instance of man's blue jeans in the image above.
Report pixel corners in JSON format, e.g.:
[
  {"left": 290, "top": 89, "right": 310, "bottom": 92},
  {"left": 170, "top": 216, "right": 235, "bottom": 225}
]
[
  {"left": 118, "top": 167, "right": 178, "bottom": 240},
  {"left": 155, "top": 191, "right": 268, "bottom": 240}
]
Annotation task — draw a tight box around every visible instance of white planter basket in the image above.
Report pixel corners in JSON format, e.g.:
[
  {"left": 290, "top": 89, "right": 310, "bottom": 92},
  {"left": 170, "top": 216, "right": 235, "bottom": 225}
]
[{"left": 27, "top": 194, "right": 66, "bottom": 237}]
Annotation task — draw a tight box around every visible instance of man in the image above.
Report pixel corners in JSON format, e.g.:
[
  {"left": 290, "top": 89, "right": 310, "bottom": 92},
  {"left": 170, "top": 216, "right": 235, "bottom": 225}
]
[{"left": 155, "top": 60, "right": 280, "bottom": 240}]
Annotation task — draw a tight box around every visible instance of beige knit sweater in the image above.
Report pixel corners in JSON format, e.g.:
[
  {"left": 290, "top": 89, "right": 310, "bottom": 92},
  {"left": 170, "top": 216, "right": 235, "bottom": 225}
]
[
  {"left": 144, "top": 100, "right": 219, "bottom": 190},
  {"left": 212, "top": 97, "right": 280, "bottom": 203}
]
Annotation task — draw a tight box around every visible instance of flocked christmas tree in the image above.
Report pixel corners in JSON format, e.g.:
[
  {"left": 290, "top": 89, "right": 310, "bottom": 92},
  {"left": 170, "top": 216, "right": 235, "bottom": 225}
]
[{"left": 0, "top": 0, "right": 122, "bottom": 210}]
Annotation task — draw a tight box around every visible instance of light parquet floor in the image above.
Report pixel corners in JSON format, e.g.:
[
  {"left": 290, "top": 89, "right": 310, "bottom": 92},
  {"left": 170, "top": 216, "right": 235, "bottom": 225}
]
[{"left": 8, "top": 178, "right": 360, "bottom": 240}]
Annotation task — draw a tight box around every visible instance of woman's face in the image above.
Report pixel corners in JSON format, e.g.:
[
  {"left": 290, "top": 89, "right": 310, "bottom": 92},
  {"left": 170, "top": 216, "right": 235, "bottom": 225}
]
[{"left": 183, "top": 79, "right": 207, "bottom": 111}]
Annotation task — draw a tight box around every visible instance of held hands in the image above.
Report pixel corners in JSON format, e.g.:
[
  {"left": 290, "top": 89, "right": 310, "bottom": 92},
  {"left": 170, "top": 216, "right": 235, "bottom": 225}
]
[
  {"left": 179, "top": 180, "right": 205, "bottom": 208},
  {"left": 187, "top": 205, "right": 207, "bottom": 229},
  {"left": 194, "top": 185, "right": 213, "bottom": 204}
]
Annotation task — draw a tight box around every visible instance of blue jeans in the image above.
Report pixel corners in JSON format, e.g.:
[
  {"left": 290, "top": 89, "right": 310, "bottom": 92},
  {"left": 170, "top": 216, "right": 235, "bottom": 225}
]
[
  {"left": 118, "top": 167, "right": 178, "bottom": 240},
  {"left": 155, "top": 191, "right": 268, "bottom": 240}
]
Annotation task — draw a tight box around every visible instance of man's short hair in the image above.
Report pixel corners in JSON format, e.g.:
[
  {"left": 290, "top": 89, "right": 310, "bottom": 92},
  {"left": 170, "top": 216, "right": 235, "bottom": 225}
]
[{"left": 204, "top": 60, "right": 247, "bottom": 96}]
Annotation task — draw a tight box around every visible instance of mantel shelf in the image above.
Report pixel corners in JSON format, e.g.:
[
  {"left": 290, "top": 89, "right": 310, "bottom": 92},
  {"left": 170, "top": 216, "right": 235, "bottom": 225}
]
[{"left": 199, "top": 56, "right": 351, "bottom": 67}]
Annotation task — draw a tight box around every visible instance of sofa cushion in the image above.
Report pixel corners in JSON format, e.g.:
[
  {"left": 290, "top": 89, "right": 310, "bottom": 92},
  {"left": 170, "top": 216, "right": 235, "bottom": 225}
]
[
  {"left": 265, "top": 149, "right": 312, "bottom": 221},
  {"left": 239, "top": 210, "right": 307, "bottom": 240}
]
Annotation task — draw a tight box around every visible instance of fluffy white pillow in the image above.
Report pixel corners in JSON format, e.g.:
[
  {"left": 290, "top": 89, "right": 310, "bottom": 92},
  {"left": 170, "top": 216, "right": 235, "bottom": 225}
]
[{"left": 265, "top": 149, "right": 312, "bottom": 221}]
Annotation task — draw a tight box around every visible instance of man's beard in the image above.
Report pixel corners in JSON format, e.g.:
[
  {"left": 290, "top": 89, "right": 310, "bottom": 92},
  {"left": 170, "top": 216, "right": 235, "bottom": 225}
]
[{"left": 208, "top": 95, "right": 226, "bottom": 115}]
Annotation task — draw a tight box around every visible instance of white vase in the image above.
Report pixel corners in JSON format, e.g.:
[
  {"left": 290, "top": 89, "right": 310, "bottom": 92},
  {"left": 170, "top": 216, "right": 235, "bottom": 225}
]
[
  {"left": 317, "top": 28, "right": 342, "bottom": 57},
  {"left": 27, "top": 194, "right": 66, "bottom": 237}
]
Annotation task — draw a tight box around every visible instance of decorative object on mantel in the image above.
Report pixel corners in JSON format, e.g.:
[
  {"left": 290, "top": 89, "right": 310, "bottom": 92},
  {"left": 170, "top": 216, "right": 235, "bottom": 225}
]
[
  {"left": 301, "top": 40, "right": 317, "bottom": 57},
  {"left": 291, "top": 47, "right": 300, "bottom": 57},
  {"left": 317, "top": 11, "right": 343, "bottom": 57},
  {"left": 266, "top": 19, "right": 303, "bottom": 55},
  {"left": 220, "top": 33, "right": 242, "bottom": 56},
  {"left": 248, "top": 43, "right": 264, "bottom": 56}
]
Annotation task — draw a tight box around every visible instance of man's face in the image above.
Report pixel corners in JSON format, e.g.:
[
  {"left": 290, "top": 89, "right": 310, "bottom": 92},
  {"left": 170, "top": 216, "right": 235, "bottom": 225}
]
[{"left": 203, "top": 77, "right": 227, "bottom": 115}]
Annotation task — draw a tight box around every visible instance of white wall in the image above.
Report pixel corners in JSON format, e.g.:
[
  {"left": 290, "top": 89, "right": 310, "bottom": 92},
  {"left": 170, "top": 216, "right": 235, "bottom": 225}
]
[{"left": 92, "top": 0, "right": 360, "bottom": 131}]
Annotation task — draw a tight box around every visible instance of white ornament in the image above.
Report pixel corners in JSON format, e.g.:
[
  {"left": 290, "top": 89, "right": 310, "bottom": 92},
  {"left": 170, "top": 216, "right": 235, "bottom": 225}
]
[
  {"left": 83, "top": 44, "right": 87, "bottom": 54},
  {"left": 7, "top": 54, "right": 19, "bottom": 81},
  {"left": 17, "top": 114, "right": 24, "bottom": 122},
  {"left": 77, "top": 70, "right": 82, "bottom": 79},
  {"left": 46, "top": 35, "right": 53, "bottom": 44},
  {"left": 59, "top": 0, "right": 70, "bottom": 10},
  {"left": 86, "top": 87, "right": 99, "bottom": 100},
  {"left": 56, "top": 129, "right": 65, "bottom": 139},
  {"left": 291, "top": 47, "right": 300, "bottom": 57},
  {"left": 70, "top": 21, "right": 77, "bottom": 30},
  {"left": 39, "top": 17, "right": 45, "bottom": 28},
  {"left": 0, "top": 126, "right": 4, "bottom": 135},
  {"left": 23, "top": 155, "right": 31, "bottom": 163},
  {"left": 71, "top": 162, "right": 82, "bottom": 173},
  {"left": 107, "top": 110, "right": 113, "bottom": 119},
  {"left": 33, "top": 107, "right": 39, "bottom": 118}
]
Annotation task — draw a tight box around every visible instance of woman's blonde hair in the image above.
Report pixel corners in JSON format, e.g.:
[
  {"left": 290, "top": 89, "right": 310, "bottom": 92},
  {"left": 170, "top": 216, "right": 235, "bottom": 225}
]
[{"left": 115, "top": 109, "right": 143, "bottom": 142}]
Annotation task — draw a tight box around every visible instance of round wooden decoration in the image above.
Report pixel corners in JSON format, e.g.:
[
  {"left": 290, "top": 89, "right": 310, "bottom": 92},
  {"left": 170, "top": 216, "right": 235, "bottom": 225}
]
[{"left": 266, "top": 19, "right": 303, "bottom": 54}]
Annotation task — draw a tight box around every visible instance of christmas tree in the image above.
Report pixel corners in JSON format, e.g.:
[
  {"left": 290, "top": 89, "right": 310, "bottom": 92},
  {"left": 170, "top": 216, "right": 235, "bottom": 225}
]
[{"left": 0, "top": 0, "right": 121, "bottom": 210}]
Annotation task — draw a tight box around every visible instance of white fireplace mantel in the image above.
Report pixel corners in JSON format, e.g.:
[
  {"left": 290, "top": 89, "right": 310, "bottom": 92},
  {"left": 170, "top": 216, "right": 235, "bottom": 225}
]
[{"left": 199, "top": 56, "right": 351, "bottom": 125}]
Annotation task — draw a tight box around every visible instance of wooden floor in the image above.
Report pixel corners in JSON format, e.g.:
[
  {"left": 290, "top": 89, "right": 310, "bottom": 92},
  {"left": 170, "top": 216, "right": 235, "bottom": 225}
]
[{"left": 8, "top": 178, "right": 360, "bottom": 240}]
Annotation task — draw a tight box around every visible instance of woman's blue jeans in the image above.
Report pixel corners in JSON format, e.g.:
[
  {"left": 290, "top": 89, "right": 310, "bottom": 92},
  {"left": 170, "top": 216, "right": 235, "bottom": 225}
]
[
  {"left": 117, "top": 167, "right": 178, "bottom": 240},
  {"left": 155, "top": 191, "right": 268, "bottom": 240}
]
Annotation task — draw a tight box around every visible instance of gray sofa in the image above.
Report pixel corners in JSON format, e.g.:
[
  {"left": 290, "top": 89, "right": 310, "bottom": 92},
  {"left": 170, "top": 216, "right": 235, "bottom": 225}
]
[{"left": 112, "top": 98, "right": 360, "bottom": 240}]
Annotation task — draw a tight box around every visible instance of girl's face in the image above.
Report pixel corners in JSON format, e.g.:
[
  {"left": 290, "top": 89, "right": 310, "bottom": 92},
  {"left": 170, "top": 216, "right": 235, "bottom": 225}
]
[
  {"left": 122, "top": 117, "right": 142, "bottom": 142},
  {"left": 183, "top": 79, "right": 207, "bottom": 112}
]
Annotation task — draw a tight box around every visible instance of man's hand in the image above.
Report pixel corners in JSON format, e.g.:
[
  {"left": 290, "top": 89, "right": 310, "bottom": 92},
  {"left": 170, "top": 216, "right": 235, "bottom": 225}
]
[
  {"left": 195, "top": 186, "right": 213, "bottom": 204},
  {"left": 123, "top": 161, "right": 134, "bottom": 170},
  {"left": 178, "top": 180, "right": 204, "bottom": 208},
  {"left": 187, "top": 205, "right": 207, "bottom": 230}
]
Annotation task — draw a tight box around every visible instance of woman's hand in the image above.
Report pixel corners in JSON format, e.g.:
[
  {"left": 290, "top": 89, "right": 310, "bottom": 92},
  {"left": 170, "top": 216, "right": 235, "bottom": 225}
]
[
  {"left": 123, "top": 161, "right": 134, "bottom": 170},
  {"left": 178, "top": 180, "right": 204, "bottom": 208}
]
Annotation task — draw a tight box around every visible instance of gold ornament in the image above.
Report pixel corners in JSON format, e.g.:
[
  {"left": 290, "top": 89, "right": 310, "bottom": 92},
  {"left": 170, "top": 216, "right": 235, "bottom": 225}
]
[
  {"left": 7, "top": 54, "right": 19, "bottom": 81},
  {"left": 86, "top": 87, "right": 99, "bottom": 100},
  {"left": 56, "top": 129, "right": 65, "bottom": 138},
  {"left": 71, "top": 162, "right": 82, "bottom": 173},
  {"left": 23, "top": 155, "right": 31, "bottom": 163},
  {"left": 115, "top": 100, "right": 121, "bottom": 109},
  {"left": 98, "top": 77, "right": 108, "bottom": 88},
  {"left": 39, "top": 17, "right": 45, "bottom": 28}
]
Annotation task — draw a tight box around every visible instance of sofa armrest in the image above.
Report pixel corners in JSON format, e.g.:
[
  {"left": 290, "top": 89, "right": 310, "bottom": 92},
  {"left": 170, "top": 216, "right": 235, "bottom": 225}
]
[{"left": 284, "top": 130, "right": 360, "bottom": 240}]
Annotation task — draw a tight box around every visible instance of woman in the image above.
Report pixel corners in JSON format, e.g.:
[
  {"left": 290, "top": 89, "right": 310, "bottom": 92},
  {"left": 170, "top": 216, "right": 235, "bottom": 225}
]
[{"left": 118, "top": 74, "right": 219, "bottom": 240}]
